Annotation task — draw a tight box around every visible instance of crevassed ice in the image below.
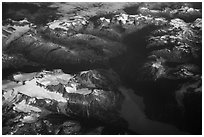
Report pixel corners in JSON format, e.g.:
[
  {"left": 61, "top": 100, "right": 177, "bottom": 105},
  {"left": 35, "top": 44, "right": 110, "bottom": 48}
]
[
  {"left": 14, "top": 100, "right": 42, "bottom": 113},
  {"left": 14, "top": 79, "right": 67, "bottom": 102}
]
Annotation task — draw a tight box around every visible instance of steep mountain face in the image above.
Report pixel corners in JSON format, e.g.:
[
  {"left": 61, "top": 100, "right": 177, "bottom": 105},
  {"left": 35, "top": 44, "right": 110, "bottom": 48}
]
[
  {"left": 2, "top": 2, "right": 202, "bottom": 135},
  {"left": 2, "top": 69, "right": 126, "bottom": 134}
]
